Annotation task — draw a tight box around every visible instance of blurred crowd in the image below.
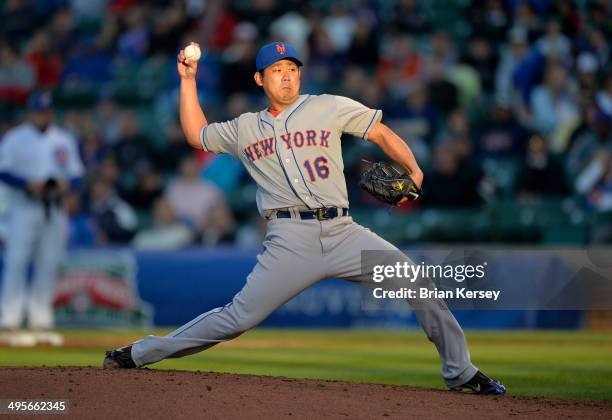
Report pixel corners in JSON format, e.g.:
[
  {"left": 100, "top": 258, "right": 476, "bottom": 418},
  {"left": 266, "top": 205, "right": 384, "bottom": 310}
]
[{"left": 0, "top": 0, "right": 611, "bottom": 247}]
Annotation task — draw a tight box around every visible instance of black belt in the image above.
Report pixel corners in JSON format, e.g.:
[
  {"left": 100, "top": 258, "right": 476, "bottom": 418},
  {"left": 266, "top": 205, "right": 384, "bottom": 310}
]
[{"left": 275, "top": 207, "right": 349, "bottom": 221}]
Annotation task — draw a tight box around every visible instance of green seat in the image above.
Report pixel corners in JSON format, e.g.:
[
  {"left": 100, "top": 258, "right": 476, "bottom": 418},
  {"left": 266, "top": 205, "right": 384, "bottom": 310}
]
[{"left": 543, "top": 226, "right": 588, "bottom": 244}]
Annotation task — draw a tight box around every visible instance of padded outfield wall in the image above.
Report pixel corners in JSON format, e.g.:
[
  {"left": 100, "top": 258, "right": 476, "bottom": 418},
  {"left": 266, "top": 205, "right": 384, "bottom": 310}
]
[{"left": 0, "top": 248, "right": 584, "bottom": 329}]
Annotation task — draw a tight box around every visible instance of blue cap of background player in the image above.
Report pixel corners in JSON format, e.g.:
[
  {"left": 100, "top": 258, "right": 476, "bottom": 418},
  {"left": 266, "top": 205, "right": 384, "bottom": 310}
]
[
  {"left": 27, "top": 91, "right": 53, "bottom": 111},
  {"left": 255, "top": 42, "right": 303, "bottom": 72}
]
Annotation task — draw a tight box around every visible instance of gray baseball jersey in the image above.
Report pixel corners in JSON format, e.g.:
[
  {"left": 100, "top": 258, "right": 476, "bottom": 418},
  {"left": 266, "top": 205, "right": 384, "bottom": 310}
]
[
  {"left": 200, "top": 94, "right": 381, "bottom": 214},
  {"left": 129, "top": 94, "right": 478, "bottom": 387}
]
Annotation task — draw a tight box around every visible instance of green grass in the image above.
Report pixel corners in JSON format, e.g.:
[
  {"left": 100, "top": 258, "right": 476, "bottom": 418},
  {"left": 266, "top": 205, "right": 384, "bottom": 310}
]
[{"left": 1, "top": 329, "right": 611, "bottom": 402}]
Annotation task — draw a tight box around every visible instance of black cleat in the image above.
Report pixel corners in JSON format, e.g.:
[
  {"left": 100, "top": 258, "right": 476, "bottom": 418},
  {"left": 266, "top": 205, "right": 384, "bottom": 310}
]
[
  {"left": 103, "top": 345, "right": 136, "bottom": 369},
  {"left": 451, "top": 371, "right": 506, "bottom": 395}
]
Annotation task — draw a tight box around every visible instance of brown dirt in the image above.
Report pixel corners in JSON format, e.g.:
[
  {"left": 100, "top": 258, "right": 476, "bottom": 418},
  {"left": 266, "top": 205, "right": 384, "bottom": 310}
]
[{"left": 0, "top": 367, "right": 610, "bottom": 419}]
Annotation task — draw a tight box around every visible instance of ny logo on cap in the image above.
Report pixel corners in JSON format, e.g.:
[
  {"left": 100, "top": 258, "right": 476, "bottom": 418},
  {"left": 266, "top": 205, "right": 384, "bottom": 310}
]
[{"left": 276, "top": 43, "right": 286, "bottom": 55}]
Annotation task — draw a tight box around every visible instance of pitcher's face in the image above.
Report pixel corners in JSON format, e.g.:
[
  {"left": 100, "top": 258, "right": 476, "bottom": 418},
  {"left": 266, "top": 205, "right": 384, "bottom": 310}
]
[{"left": 255, "top": 59, "right": 301, "bottom": 107}]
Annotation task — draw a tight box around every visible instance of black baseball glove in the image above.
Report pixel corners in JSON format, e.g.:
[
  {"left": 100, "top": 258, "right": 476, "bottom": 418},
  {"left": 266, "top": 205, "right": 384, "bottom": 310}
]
[
  {"left": 42, "top": 178, "right": 62, "bottom": 200},
  {"left": 41, "top": 178, "right": 63, "bottom": 219},
  {"left": 25, "top": 178, "right": 61, "bottom": 202},
  {"left": 359, "top": 161, "right": 422, "bottom": 205}
]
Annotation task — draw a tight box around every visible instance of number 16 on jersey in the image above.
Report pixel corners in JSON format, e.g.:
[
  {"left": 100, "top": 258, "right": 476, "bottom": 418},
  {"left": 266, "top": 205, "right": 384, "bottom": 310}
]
[{"left": 303, "top": 156, "right": 329, "bottom": 182}]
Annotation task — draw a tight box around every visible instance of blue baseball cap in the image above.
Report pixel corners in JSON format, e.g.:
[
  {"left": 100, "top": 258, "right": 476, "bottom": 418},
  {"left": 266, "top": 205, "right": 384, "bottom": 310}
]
[
  {"left": 255, "top": 42, "right": 303, "bottom": 72},
  {"left": 27, "top": 91, "right": 53, "bottom": 111}
]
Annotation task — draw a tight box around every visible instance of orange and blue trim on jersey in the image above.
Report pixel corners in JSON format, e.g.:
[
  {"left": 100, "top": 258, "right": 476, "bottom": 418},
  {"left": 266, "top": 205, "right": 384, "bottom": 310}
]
[
  {"left": 259, "top": 116, "right": 312, "bottom": 209},
  {"left": 242, "top": 130, "right": 331, "bottom": 163},
  {"left": 363, "top": 109, "right": 381, "bottom": 140},
  {"left": 199, "top": 126, "right": 210, "bottom": 152}
]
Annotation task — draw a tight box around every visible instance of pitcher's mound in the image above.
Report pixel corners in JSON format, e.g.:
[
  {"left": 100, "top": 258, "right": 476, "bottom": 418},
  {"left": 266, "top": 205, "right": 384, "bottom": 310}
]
[{"left": 0, "top": 367, "right": 610, "bottom": 419}]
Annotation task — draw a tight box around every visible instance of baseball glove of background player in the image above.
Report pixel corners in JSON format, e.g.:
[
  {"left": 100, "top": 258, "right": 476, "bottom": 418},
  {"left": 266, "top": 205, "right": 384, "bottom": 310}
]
[
  {"left": 41, "top": 178, "right": 63, "bottom": 219},
  {"left": 359, "top": 161, "right": 422, "bottom": 205}
]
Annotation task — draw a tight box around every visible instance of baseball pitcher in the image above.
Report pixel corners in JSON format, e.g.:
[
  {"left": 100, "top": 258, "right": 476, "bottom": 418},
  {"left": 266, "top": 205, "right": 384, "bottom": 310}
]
[{"left": 104, "top": 42, "right": 505, "bottom": 395}]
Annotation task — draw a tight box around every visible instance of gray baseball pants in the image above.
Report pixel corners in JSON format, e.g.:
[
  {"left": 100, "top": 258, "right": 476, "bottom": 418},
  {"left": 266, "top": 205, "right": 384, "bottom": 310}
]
[{"left": 131, "top": 216, "right": 477, "bottom": 387}]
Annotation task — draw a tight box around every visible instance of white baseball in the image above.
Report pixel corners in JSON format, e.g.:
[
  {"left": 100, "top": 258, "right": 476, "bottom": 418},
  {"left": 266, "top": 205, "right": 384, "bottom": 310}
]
[{"left": 184, "top": 43, "right": 201, "bottom": 61}]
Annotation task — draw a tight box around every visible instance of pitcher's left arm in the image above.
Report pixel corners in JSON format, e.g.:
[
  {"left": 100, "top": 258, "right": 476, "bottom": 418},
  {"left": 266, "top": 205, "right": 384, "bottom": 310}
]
[{"left": 367, "top": 121, "right": 423, "bottom": 189}]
